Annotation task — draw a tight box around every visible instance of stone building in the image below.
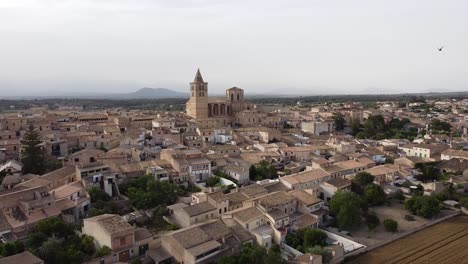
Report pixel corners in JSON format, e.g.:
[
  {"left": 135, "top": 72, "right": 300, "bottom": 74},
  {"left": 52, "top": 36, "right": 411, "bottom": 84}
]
[{"left": 186, "top": 69, "right": 254, "bottom": 128}]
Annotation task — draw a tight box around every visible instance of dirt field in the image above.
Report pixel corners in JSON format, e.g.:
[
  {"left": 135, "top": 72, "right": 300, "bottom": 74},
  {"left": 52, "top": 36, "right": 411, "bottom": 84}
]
[
  {"left": 349, "top": 203, "right": 456, "bottom": 247},
  {"left": 349, "top": 203, "right": 428, "bottom": 246},
  {"left": 347, "top": 216, "right": 468, "bottom": 264}
]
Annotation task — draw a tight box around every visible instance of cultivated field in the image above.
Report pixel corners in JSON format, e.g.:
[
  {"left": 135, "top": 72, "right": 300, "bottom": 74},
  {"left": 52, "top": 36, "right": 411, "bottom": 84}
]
[{"left": 348, "top": 216, "right": 468, "bottom": 264}]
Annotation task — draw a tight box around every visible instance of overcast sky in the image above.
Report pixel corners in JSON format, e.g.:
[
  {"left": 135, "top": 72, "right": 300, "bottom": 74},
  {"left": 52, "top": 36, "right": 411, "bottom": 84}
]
[{"left": 0, "top": 0, "right": 467, "bottom": 96}]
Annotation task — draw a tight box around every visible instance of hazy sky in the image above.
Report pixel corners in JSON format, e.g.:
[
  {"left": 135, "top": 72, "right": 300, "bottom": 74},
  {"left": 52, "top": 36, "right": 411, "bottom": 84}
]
[{"left": 0, "top": 0, "right": 467, "bottom": 96}]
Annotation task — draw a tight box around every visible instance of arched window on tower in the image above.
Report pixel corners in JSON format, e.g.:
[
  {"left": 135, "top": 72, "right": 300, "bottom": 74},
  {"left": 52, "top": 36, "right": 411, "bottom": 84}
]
[
  {"left": 237, "top": 94, "right": 240, "bottom": 101},
  {"left": 199, "top": 92, "right": 202, "bottom": 96}
]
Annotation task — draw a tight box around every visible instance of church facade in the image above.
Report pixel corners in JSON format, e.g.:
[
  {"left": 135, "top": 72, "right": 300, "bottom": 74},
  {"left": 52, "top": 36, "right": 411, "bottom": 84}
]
[{"left": 186, "top": 69, "right": 253, "bottom": 128}]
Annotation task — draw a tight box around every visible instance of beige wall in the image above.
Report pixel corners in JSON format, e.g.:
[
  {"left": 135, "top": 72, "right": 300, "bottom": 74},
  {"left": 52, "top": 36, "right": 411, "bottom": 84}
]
[{"left": 83, "top": 220, "right": 112, "bottom": 249}]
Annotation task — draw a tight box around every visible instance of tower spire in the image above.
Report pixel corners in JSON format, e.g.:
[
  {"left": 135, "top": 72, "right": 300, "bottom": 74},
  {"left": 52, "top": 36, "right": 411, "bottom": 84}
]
[{"left": 194, "top": 68, "right": 204, "bottom": 83}]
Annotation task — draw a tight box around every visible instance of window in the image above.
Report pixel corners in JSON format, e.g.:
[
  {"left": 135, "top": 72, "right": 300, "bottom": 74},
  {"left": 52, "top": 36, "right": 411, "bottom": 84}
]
[{"left": 120, "top": 237, "right": 126, "bottom": 245}]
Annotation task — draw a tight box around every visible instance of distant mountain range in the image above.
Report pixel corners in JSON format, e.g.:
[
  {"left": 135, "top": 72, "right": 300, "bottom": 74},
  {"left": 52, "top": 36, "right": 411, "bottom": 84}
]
[
  {"left": 0, "top": 88, "right": 189, "bottom": 100},
  {"left": 109, "top": 88, "right": 188, "bottom": 99}
]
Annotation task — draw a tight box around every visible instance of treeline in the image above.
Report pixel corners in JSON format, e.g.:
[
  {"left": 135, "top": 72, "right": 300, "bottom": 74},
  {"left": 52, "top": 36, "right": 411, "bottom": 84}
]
[
  {"left": 352, "top": 115, "right": 419, "bottom": 140},
  {"left": 249, "top": 92, "right": 468, "bottom": 105},
  {"left": 0, "top": 98, "right": 187, "bottom": 111}
]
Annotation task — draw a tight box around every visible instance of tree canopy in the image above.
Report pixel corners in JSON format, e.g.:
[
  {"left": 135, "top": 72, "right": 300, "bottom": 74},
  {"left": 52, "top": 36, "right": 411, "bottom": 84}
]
[
  {"left": 352, "top": 115, "right": 417, "bottom": 140},
  {"left": 249, "top": 160, "right": 277, "bottom": 181},
  {"left": 120, "top": 175, "right": 183, "bottom": 210},
  {"left": 430, "top": 119, "right": 451, "bottom": 133},
  {"left": 21, "top": 125, "right": 45, "bottom": 175},
  {"left": 364, "top": 210, "right": 380, "bottom": 231},
  {"left": 351, "top": 172, "right": 375, "bottom": 194},
  {"left": 363, "top": 183, "right": 386, "bottom": 206},
  {"left": 415, "top": 163, "right": 441, "bottom": 182},
  {"left": 217, "top": 243, "right": 287, "bottom": 264},
  {"left": 405, "top": 195, "right": 440, "bottom": 218},
  {"left": 285, "top": 228, "right": 328, "bottom": 253},
  {"left": 26, "top": 218, "right": 98, "bottom": 264},
  {"left": 329, "top": 191, "right": 366, "bottom": 229},
  {"left": 0, "top": 241, "right": 25, "bottom": 257},
  {"left": 334, "top": 113, "right": 346, "bottom": 131}
]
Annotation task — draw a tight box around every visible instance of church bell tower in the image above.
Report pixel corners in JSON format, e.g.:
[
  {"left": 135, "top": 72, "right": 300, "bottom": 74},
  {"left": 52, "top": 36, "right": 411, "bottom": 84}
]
[{"left": 186, "top": 69, "right": 209, "bottom": 119}]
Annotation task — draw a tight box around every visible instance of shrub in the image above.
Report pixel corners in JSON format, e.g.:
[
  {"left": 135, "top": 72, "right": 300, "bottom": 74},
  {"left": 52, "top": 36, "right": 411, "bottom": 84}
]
[
  {"left": 383, "top": 219, "right": 398, "bottom": 232},
  {"left": 95, "top": 246, "right": 112, "bottom": 257},
  {"left": 405, "top": 195, "right": 440, "bottom": 218},
  {"left": 365, "top": 211, "right": 380, "bottom": 231}
]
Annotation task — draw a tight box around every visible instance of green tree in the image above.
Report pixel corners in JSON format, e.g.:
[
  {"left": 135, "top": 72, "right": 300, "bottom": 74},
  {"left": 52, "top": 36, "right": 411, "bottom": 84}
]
[
  {"left": 307, "top": 246, "right": 333, "bottom": 264},
  {"left": 286, "top": 228, "right": 328, "bottom": 252},
  {"left": 415, "top": 163, "right": 441, "bottom": 182},
  {"left": 303, "top": 229, "right": 328, "bottom": 248},
  {"left": 363, "top": 183, "right": 386, "bottom": 205},
  {"left": 405, "top": 195, "right": 440, "bottom": 218},
  {"left": 430, "top": 119, "right": 451, "bottom": 133},
  {"left": 21, "top": 124, "right": 45, "bottom": 175},
  {"left": 362, "top": 115, "right": 386, "bottom": 138},
  {"left": 218, "top": 256, "right": 238, "bottom": 264},
  {"left": 205, "top": 176, "right": 221, "bottom": 187},
  {"left": 33, "top": 217, "right": 75, "bottom": 238},
  {"left": 36, "top": 237, "right": 64, "bottom": 264},
  {"left": 351, "top": 119, "right": 362, "bottom": 136},
  {"left": 459, "top": 197, "right": 468, "bottom": 209},
  {"left": 351, "top": 172, "right": 375, "bottom": 194},
  {"left": 250, "top": 160, "right": 277, "bottom": 181},
  {"left": 123, "top": 175, "right": 183, "bottom": 210},
  {"left": 330, "top": 191, "right": 365, "bottom": 229},
  {"left": 89, "top": 187, "right": 111, "bottom": 203},
  {"left": 383, "top": 219, "right": 398, "bottom": 232},
  {"left": 95, "top": 246, "right": 112, "bottom": 257},
  {"left": 217, "top": 243, "right": 287, "bottom": 264},
  {"left": 0, "top": 241, "right": 25, "bottom": 257},
  {"left": 26, "top": 217, "right": 96, "bottom": 264},
  {"left": 283, "top": 123, "right": 294, "bottom": 129},
  {"left": 334, "top": 113, "right": 346, "bottom": 131},
  {"left": 365, "top": 211, "right": 380, "bottom": 231},
  {"left": 249, "top": 165, "right": 257, "bottom": 181},
  {"left": 81, "top": 235, "right": 96, "bottom": 256}
]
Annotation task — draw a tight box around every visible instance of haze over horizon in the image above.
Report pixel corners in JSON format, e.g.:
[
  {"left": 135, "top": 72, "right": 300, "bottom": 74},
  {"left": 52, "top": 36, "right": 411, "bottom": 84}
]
[{"left": 1, "top": 0, "right": 467, "bottom": 96}]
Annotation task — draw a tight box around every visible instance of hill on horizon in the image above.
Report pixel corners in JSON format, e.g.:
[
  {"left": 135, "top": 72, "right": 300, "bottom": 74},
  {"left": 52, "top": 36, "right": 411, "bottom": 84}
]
[{"left": 117, "top": 87, "right": 188, "bottom": 99}]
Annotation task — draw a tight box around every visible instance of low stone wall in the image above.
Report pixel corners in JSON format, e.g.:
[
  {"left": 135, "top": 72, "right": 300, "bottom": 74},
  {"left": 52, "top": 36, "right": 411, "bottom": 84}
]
[
  {"left": 461, "top": 207, "right": 468, "bottom": 215},
  {"left": 340, "top": 210, "right": 461, "bottom": 263}
]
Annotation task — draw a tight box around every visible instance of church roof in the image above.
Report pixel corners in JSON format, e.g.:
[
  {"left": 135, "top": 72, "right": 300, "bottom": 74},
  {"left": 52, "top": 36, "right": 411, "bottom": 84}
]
[
  {"left": 227, "top": 86, "right": 243, "bottom": 91},
  {"left": 193, "top": 68, "right": 204, "bottom": 83}
]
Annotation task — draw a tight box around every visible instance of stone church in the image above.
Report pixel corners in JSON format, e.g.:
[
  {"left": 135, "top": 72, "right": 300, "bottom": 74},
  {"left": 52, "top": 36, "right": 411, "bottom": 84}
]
[{"left": 186, "top": 69, "right": 253, "bottom": 128}]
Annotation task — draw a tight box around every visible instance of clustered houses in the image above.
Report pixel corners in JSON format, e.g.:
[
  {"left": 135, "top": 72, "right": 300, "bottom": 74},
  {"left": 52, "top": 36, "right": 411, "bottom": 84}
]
[
  {"left": 0, "top": 71, "right": 467, "bottom": 264},
  {"left": 0, "top": 166, "right": 90, "bottom": 241}
]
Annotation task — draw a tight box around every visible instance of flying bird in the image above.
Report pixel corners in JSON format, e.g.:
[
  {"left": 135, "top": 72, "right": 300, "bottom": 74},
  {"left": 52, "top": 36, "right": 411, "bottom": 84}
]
[{"left": 438, "top": 46, "right": 444, "bottom": 51}]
